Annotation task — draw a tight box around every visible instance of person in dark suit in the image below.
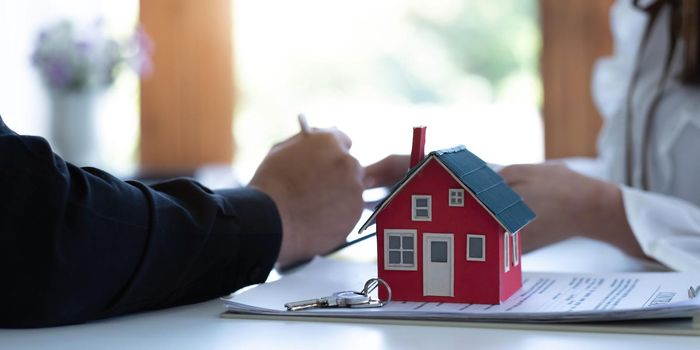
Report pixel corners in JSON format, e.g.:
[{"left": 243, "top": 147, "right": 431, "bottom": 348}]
[{"left": 0, "top": 115, "right": 368, "bottom": 328}]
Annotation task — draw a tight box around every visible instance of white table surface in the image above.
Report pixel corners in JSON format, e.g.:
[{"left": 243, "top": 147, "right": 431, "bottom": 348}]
[{"left": 2, "top": 237, "right": 697, "bottom": 350}]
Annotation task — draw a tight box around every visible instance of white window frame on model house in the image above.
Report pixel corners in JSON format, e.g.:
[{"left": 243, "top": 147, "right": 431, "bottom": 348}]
[
  {"left": 466, "top": 234, "right": 486, "bottom": 261},
  {"left": 412, "top": 195, "right": 432, "bottom": 221},
  {"left": 384, "top": 229, "right": 418, "bottom": 271},
  {"left": 448, "top": 188, "right": 464, "bottom": 207},
  {"left": 504, "top": 231, "right": 510, "bottom": 272},
  {"left": 512, "top": 231, "right": 520, "bottom": 266}
]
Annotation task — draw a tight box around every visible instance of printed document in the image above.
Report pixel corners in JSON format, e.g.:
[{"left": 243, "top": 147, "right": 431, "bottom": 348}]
[{"left": 223, "top": 257, "right": 700, "bottom": 323}]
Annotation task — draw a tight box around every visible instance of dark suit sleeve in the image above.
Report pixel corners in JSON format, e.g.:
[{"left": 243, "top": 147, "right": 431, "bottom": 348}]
[{"left": 0, "top": 117, "right": 282, "bottom": 328}]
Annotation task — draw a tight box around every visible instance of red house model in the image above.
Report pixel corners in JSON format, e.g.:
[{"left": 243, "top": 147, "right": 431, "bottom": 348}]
[{"left": 358, "top": 127, "right": 535, "bottom": 304}]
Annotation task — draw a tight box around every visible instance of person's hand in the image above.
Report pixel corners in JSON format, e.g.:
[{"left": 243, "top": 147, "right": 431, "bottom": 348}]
[
  {"left": 500, "top": 163, "right": 644, "bottom": 257},
  {"left": 363, "top": 155, "right": 410, "bottom": 189},
  {"left": 249, "top": 128, "right": 364, "bottom": 267}
]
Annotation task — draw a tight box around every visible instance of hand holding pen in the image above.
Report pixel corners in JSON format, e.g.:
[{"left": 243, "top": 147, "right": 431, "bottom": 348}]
[
  {"left": 250, "top": 113, "right": 364, "bottom": 268},
  {"left": 273, "top": 114, "right": 411, "bottom": 272}
]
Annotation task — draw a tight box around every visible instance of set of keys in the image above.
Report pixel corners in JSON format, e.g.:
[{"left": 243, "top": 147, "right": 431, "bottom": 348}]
[{"left": 285, "top": 278, "right": 391, "bottom": 311}]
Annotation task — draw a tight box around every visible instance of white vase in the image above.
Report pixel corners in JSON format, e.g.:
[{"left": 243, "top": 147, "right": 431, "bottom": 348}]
[{"left": 49, "top": 89, "right": 101, "bottom": 167}]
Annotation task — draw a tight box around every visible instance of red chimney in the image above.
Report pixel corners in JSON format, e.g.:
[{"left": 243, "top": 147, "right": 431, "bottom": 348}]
[{"left": 410, "top": 126, "right": 427, "bottom": 168}]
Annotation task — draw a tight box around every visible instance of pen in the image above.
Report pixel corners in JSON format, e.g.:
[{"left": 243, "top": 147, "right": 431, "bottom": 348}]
[
  {"left": 330, "top": 231, "right": 377, "bottom": 254},
  {"left": 298, "top": 113, "right": 310, "bottom": 134},
  {"left": 278, "top": 231, "right": 377, "bottom": 274}
]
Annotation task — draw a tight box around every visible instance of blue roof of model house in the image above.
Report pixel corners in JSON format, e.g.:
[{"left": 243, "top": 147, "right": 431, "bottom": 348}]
[{"left": 358, "top": 145, "right": 536, "bottom": 234}]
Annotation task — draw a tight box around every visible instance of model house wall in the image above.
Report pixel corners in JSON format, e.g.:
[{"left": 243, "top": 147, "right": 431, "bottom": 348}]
[
  {"left": 375, "top": 157, "right": 522, "bottom": 304},
  {"left": 359, "top": 127, "right": 534, "bottom": 305}
]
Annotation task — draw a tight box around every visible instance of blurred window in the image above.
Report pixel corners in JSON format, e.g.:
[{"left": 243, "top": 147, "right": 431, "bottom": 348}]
[{"left": 232, "top": 0, "right": 543, "bottom": 181}]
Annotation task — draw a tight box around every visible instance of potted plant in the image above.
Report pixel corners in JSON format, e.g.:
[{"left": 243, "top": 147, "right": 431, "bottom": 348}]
[{"left": 32, "top": 19, "right": 152, "bottom": 166}]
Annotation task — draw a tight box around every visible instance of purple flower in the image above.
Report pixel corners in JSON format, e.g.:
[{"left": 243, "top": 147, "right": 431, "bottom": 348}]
[
  {"left": 76, "top": 40, "right": 92, "bottom": 54},
  {"left": 128, "top": 26, "right": 154, "bottom": 76},
  {"left": 37, "top": 29, "right": 48, "bottom": 43},
  {"left": 31, "top": 19, "right": 153, "bottom": 91},
  {"left": 46, "top": 57, "right": 73, "bottom": 88}
]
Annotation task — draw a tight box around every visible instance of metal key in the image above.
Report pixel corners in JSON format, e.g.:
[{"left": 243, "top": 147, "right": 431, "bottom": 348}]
[
  {"left": 284, "top": 278, "right": 392, "bottom": 311},
  {"left": 285, "top": 291, "right": 370, "bottom": 311}
]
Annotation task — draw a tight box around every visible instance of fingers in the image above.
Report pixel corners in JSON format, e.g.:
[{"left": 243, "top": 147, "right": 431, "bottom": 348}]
[
  {"left": 501, "top": 162, "right": 570, "bottom": 186},
  {"left": 326, "top": 128, "right": 352, "bottom": 150},
  {"left": 499, "top": 164, "right": 536, "bottom": 185},
  {"left": 336, "top": 151, "right": 365, "bottom": 182},
  {"left": 363, "top": 154, "right": 410, "bottom": 189},
  {"left": 297, "top": 127, "right": 353, "bottom": 151}
]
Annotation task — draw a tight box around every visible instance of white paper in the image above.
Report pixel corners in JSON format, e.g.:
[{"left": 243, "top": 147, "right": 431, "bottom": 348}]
[{"left": 223, "top": 257, "right": 700, "bottom": 323}]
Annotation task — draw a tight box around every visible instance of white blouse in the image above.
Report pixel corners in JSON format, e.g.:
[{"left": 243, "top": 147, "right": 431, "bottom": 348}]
[{"left": 574, "top": 0, "right": 700, "bottom": 271}]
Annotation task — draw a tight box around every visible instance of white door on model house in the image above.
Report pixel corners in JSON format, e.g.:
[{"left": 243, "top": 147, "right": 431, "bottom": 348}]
[{"left": 423, "top": 233, "right": 454, "bottom": 297}]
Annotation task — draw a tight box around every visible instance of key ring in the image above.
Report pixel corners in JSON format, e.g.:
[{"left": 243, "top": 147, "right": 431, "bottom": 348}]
[
  {"left": 361, "top": 278, "right": 392, "bottom": 306},
  {"left": 283, "top": 278, "right": 393, "bottom": 311}
]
